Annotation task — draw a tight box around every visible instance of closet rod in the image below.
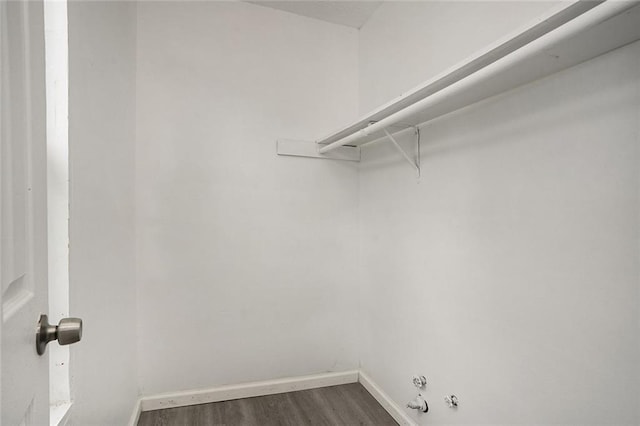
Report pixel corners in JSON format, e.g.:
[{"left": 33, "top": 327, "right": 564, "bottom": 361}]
[{"left": 318, "top": 0, "right": 636, "bottom": 155}]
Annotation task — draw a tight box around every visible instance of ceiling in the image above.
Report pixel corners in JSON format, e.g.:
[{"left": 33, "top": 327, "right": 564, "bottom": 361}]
[{"left": 246, "top": 1, "right": 383, "bottom": 29}]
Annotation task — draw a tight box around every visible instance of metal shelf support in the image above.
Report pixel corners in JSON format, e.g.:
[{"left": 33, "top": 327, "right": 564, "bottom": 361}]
[{"left": 383, "top": 128, "right": 420, "bottom": 177}]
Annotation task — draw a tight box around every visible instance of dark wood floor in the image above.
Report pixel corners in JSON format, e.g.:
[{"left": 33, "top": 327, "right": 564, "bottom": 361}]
[{"left": 137, "top": 383, "right": 398, "bottom": 426}]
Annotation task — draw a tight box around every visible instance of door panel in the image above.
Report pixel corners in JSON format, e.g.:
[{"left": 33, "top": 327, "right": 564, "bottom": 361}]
[{"left": 1, "top": 1, "right": 49, "bottom": 425}]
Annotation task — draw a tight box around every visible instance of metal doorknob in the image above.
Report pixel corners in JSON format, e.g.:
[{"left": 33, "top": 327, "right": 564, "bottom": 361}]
[{"left": 36, "top": 314, "right": 83, "bottom": 356}]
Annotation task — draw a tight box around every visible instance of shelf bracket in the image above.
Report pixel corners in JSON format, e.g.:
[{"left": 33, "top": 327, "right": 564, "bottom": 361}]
[{"left": 383, "top": 128, "right": 420, "bottom": 177}]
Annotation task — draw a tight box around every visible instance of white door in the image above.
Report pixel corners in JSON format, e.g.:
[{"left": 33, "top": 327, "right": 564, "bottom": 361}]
[{"left": 1, "top": 0, "right": 50, "bottom": 425}]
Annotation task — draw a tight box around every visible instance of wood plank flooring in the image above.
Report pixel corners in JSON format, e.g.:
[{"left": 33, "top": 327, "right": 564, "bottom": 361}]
[{"left": 137, "top": 383, "right": 398, "bottom": 426}]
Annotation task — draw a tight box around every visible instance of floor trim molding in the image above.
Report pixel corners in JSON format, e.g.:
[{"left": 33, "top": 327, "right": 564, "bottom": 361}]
[
  {"left": 130, "top": 369, "right": 416, "bottom": 426},
  {"left": 127, "top": 398, "right": 142, "bottom": 426},
  {"left": 139, "top": 370, "right": 359, "bottom": 412},
  {"left": 358, "top": 370, "right": 417, "bottom": 426}
]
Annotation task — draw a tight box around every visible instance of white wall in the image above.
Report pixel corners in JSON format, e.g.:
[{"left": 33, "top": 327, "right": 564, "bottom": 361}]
[
  {"left": 68, "top": 2, "right": 138, "bottom": 424},
  {"left": 358, "top": 3, "right": 640, "bottom": 424},
  {"left": 135, "top": 1, "right": 360, "bottom": 395}
]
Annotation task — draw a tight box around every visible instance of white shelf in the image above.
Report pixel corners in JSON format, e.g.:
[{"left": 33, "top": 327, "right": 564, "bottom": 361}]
[{"left": 316, "top": 0, "right": 640, "bottom": 151}]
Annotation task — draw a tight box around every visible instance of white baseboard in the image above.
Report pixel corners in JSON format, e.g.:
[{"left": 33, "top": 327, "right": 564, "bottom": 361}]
[
  {"left": 140, "top": 370, "right": 359, "bottom": 412},
  {"left": 134, "top": 369, "right": 416, "bottom": 426},
  {"left": 358, "top": 370, "right": 417, "bottom": 426},
  {"left": 50, "top": 402, "right": 72, "bottom": 426},
  {"left": 127, "top": 398, "right": 142, "bottom": 426}
]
